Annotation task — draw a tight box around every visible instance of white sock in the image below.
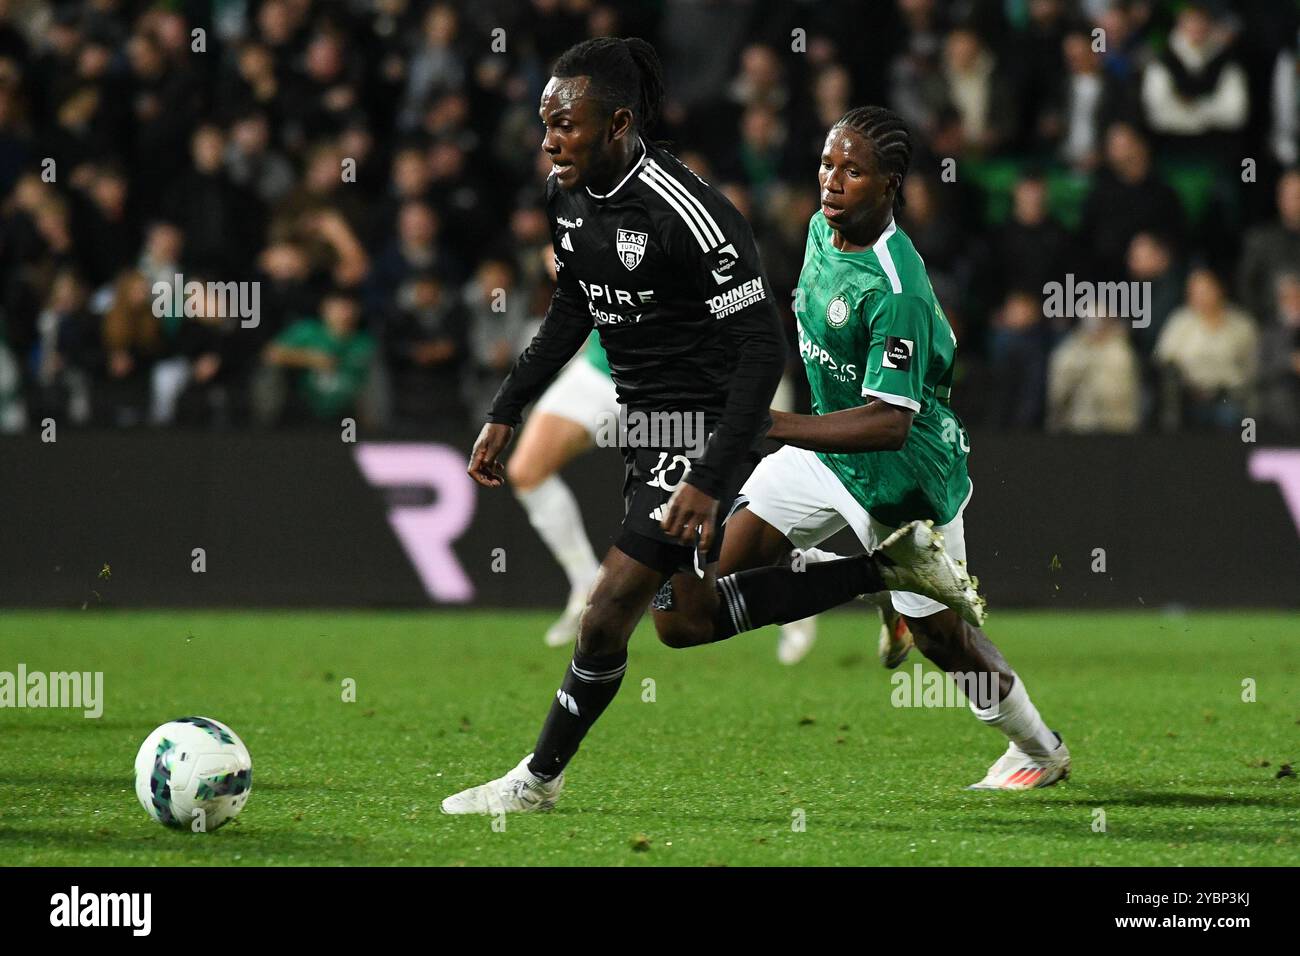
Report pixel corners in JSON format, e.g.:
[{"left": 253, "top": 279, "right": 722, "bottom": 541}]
[
  {"left": 516, "top": 476, "right": 600, "bottom": 602},
  {"left": 968, "top": 674, "right": 1058, "bottom": 757}
]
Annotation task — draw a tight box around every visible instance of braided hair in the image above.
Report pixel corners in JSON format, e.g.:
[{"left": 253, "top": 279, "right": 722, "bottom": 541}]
[
  {"left": 831, "top": 106, "right": 913, "bottom": 211},
  {"left": 552, "top": 37, "right": 665, "bottom": 134}
]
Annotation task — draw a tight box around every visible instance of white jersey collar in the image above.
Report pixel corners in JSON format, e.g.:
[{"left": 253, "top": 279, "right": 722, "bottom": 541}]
[{"left": 585, "top": 136, "right": 648, "bottom": 200}]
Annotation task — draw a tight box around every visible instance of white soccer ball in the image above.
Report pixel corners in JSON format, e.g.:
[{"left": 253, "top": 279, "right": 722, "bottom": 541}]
[{"left": 133, "top": 716, "right": 253, "bottom": 831}]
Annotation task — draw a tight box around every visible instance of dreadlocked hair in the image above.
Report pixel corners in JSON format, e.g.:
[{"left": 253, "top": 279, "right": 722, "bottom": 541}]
[
  {"left": 832, "top": 106, "right": 913, "bottom": 211},
  {"left": 552, "top": 36, "right": 665, "bottom": 133}
]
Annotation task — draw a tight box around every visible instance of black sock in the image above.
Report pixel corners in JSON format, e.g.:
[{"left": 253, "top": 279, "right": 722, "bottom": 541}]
[
  {"left": 712, "top": 554, "right": 886, "bottom": 640},
  {"left": 528, "top": 648, "right": 628, "bottom": 780}
]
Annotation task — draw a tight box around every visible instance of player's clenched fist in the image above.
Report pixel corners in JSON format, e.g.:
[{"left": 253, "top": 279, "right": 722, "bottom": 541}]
[{"left": 468, "top": 422, "right": 514, "bottom": 487}]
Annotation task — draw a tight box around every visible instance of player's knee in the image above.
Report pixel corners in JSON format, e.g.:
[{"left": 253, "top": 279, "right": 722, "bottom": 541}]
[
  {"left": 576, "top": 598, "right": 636, "bottom": 656},
  {"left": 655, "top": 616, "right": 710, "bottom": 649},
  {"left": 505, "top": 455, "right": 546, "bottom": 492}
]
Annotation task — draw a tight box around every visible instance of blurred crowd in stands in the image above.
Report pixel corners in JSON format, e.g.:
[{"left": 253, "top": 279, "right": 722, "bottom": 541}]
[{"left": 0, "top": 0, "right": 1297, "bottom": 436}]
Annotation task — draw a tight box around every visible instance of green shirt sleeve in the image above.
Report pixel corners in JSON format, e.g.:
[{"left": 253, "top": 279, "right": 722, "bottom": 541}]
[{"left": 860, "top": 293, "right": 931, "bottom": 413}]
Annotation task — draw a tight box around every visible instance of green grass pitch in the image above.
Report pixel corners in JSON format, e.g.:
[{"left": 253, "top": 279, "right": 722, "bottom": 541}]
[{"left": 1, "top": 609, "right": 1296, "bottom": 866}]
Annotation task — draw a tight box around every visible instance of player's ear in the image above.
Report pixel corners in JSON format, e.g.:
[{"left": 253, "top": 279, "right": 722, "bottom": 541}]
[{"left": 609, "top": 107, "right": 634, "bottom": 143}]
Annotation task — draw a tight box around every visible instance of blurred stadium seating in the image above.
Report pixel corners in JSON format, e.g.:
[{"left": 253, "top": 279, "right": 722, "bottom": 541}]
[{"left": 0, "top": 0, "right": 1296, "bottom": 436}]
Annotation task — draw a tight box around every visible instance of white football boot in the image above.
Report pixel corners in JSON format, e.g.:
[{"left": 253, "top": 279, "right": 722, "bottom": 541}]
[
  {"left": 544, "top": 593, "right": 587, "bottom": 648},
  {"left": 440, "top": 754, "right": 565, "bottom": 814},
  {"left": 876, "top": 601, "right": 913, "bottom": 669},
  {"left": 875, "top": 520, "right": 986, "bottom": 627},
  {"left": 777, "top": 616, "right": 817, "bottom": 665},
  {"left": 967, "top": 733, "right": 1071, "bottom": 790}
]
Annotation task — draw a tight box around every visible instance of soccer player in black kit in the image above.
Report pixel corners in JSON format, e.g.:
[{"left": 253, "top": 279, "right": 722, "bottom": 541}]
[{"left": 442, "top": 38, "right": 980, "bottom": 814}]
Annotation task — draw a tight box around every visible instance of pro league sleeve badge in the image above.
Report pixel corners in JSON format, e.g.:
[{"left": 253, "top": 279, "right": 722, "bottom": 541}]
[{"left": 883, "top": 336, "right": 914, "bottom": 371}]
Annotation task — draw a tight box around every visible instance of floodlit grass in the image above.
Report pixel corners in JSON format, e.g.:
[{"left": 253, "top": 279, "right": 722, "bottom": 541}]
[{"left": 1, "top": 610, "right": 1295, "bottom": 865}]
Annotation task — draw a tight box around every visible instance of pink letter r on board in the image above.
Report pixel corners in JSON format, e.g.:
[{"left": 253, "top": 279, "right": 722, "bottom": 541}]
[{"left": 353, "top": 443, "right": 476, "bottom": 602}]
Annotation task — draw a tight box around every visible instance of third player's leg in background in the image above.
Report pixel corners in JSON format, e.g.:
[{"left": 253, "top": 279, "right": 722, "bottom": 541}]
[{"left": 507, "top": 412, "right": 601, "bottom": 647}]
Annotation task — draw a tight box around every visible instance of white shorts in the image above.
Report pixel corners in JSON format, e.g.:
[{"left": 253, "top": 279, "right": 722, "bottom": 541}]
[
  {"left": 532, "top": 357, "right": 620, "bottom": 436},
  {"left": 739, "top": 445, "right": 972, "bottom": 618}
]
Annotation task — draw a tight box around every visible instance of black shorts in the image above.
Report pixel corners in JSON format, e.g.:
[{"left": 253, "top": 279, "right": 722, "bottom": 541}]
[{"left": 615, "top": 444, "right": 757, "bottom": 577}]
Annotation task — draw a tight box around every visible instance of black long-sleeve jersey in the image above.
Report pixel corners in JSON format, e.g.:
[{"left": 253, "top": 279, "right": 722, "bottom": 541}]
[{"left": 487, "top": 138, "right": 787, "bottom": 498}]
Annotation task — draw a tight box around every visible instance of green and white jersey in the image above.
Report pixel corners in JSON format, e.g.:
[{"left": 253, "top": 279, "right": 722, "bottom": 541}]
[
  {"left": 794, "top": 213, "right": 970, "bottom": 526},
  {"left": 584, "top": 329, "right": 612, "bottom": 377}
]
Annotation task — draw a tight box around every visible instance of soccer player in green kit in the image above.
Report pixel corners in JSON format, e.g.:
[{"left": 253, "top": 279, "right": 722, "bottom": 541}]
[{"left": 653, "top": 106, "right": 1071, "bottom": 790}]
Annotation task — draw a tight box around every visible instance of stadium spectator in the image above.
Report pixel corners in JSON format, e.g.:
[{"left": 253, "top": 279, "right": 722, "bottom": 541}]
[
  {"left": 254, "top": 289, "right": 376, "bottom": 426},
  {"left": 730, "top": 43, "right": 788, "bottom": 113},
  {"left": 1092, "top": 0, "right": 1156, "bottom": 85},
  {"left": 376, "top": 146, "right": 435, "bottom": 244},
  {"left": 225, "top": 111, "right": 296, "bottom": 206},
  {"left": 984, "top": 170, "right": 1077, "bottom": 322},
  {"left": 1141, "top": 1, "right": 1248, "bottom": 161},
  {"left": 398, "top": 3, "right": 467, "bottom": 133},
  {"left": 461, "top": 257, "right": 533, "bottom": 423},
  {"left": 381, "top": 271, "right": 467, "bottom": 430},
  {"left": 1078, "top": 122, "right": 1185, "bottom": 282},
  {"left": 32, "top": 267, "right": 95, "bottom": 426},
  {"left": 1258, "top": 271, "right": 1300, "bottom": 430},
  {"left": 1046, "top": 308, "right": 1141, "bottom": 433},
  {"left": 270, "top": 143, "right": 370, "bottom": 275},
  {"left": 1125, "top": 230, "right": 1184, "bottom": 359},
  {"left": 365, "top": 199, "right": 455, "bottom": 313},
  {"left": 883, "top": 3, "right": 946, "bottom": 143},
  {"left": 279, "top": 27, "right": 364, "bottom": 145},
  {"left": 1236, "top": 169, "right": 1300, "bottom": 323},
  {"left": 98, "top": 268, "right": 160, "bottom": 427},
  {"left": 1041, "top": 23, "right": 1140, "bottom": 170},
  {"left": 940, "top": 25, "right": 1016, "bottom": 156},
  {"left": 0, "top": 323, "right": 23, "bottom": 433},
  {"left": 733, "top": 105, "right": 792, "bottom": 205},
  {"left": 1011, "top": 0, "right": 1070, "bottom": 153},
  {"left": 507, "top": 203, "right": 553, "bottom": 297},
  {"left": 124, "top": 29, "right": 202, "bottom": 219},
  {"left": 164, "top": 124, "right": 265, "bottom": 278},
  {"left": 426, "top": 138, "right": 492, "bottom": 254},
  {"left": 254, "top": 241, "right": 319, "bottom": 339},
  {"left": 219, "top": 40, "right": 281, "bottom": 121},
  {"left": 986, "top": 289, "right": 1049, "bottom": 429},
  {"left": 150, "top": 274, "right": 253, "bottom": 428},
  {"left": 1270, "top": 41, "right": 1298, "bottom": 168},
  {"left": 71, "top": 165, "right": 138, "bottom": 289},
  {"left": 1155, "top": 268, "right": 1258, "bottom": 430}
]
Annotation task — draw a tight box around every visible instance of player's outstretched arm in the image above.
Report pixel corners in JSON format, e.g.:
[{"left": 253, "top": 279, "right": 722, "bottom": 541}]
[
  {"left": 768, "top": 401, "right": 913, "bottom": 453},
  {"left": 485, "top": 295, "right": 592, "bottom": 429},
  {"left": 473, "top": 287, "right": 591, "bottom": 488}
]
